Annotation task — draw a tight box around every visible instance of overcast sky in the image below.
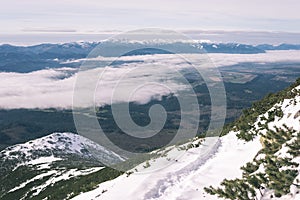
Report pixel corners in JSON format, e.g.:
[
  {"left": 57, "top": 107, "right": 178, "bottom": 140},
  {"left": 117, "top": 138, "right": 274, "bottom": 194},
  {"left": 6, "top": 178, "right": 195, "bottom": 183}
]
[{"left": 1, "top": 0, "right": 300, "bottom": 34}]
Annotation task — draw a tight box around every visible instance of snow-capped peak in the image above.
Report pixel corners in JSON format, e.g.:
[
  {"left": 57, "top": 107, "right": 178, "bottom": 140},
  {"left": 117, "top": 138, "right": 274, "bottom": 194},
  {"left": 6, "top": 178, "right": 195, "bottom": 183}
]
[{"left": 1, "top": 132, "right": 124, "bottom": 168}]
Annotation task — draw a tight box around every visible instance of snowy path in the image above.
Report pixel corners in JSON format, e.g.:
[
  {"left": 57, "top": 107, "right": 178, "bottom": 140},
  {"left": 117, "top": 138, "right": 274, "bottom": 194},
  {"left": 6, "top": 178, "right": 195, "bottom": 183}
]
[
  {"left": 72, "top": 132, "right": 261, "bottom": 200},
  {"left": 143, "top": 138, "right": 221, "bottom": 199}
]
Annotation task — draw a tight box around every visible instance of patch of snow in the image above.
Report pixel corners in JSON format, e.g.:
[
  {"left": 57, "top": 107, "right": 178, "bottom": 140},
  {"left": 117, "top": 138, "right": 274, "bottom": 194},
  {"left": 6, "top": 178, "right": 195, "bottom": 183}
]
[
  {"left": 31, "top": 167, "right": 104, "bottom": 196},
  {"left": 26, "top": 156, "right": 63, "bottom": 166},
  {"left": 8, "top": 170, "right": 57, "bottom": 193}
]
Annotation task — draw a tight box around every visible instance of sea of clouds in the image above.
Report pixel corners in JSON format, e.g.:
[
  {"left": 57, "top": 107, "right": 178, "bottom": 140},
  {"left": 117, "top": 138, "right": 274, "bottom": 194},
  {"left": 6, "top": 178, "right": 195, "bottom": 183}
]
[{"left": 1, "top": 50, "right": 300, "bottom": 109}]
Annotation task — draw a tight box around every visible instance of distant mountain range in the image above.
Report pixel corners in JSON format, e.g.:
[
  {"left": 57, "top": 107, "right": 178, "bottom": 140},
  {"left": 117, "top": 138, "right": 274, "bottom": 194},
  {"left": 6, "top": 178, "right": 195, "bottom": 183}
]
[
  {"left": 0, "top": 42, "right": 97, "bottom": 73},
  {"left": 256, "top": 43, "right": 300, "bottom": 50},
  {"left": 1, "top": 41, "right": 300, "bottom": 73},
  {"left": 0, "top": 41, "right": 265, "bottom": 73}
]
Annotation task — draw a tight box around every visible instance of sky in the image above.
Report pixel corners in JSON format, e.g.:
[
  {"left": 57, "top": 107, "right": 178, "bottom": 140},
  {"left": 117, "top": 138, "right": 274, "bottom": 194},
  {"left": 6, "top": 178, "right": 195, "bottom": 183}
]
[
  {"left": 1, "top": 0, "right": 300, "bottom": 33},
  {"left": 0, "top": 0, "right": 300, "bottom": 44}
]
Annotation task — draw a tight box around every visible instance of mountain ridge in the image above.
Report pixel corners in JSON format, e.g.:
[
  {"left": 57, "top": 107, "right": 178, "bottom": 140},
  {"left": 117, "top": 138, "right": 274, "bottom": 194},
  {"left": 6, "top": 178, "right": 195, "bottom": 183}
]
[{"left": 72, "top": 78, "right": 300, "bottom": 200}]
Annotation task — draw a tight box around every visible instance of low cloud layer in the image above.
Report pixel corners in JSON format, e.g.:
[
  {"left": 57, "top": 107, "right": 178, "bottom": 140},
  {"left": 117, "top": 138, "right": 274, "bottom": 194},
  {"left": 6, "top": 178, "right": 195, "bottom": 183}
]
[{"left": 1, "top": 50, "right": 300, "bottom": 109}]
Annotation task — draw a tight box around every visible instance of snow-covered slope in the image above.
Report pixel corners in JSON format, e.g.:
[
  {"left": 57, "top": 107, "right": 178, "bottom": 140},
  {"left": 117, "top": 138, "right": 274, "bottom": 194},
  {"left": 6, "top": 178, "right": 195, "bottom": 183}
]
[
  {"left": 72, "top": 85, "right": 300, "bottom": 200},
  {"left": 72, "top": 133, "right": 261, "bottom": 200},
  {"left": 1, "top": 132, "right": 124, "bottom": 168},
  {"left": 0, "top": 132, "right": 125, "bottom": 200}
]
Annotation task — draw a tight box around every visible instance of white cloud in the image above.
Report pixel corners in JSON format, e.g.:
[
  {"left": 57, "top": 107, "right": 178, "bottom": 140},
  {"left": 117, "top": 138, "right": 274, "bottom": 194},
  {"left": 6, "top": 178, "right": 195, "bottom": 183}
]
[
  {"left": 1, "top": 50, "right": 300, "bottom": 109},
  {"left": 0, "top": 56, "right": 191, "bottom": 109},
  {"left": 66, "top": 50, "right": 300, "bottom": 67},
  {"left": 208, "top": 50, "right": 300, "bottom": 67},
  {"left": 0, "top": 68, "right": 76, "bottom": 109}
]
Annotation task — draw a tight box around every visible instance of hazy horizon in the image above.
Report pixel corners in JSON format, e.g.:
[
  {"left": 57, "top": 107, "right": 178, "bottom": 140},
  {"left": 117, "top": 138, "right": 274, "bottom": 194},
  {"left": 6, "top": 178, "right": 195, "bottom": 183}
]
[{"left": 1, "top": 30, "right": 300, "bottom": 46}]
